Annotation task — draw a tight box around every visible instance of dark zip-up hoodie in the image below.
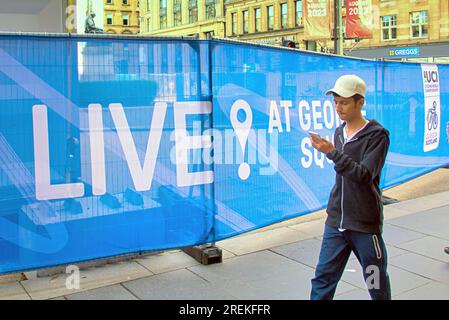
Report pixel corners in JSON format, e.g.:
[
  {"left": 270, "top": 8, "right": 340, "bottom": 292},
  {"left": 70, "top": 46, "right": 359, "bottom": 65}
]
[{"left": 325, "top": 120, "right": 390, "bottom": 234}]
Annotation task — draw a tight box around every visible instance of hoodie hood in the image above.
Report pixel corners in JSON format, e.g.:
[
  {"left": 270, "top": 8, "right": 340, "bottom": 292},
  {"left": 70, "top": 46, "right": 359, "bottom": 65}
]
[{"left": 337, "top": 119, "right": 389, "bottom": 141}]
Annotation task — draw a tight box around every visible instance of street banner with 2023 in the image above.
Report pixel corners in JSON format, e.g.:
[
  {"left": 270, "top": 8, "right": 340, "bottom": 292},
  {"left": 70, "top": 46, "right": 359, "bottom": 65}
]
[
  {"left": 0, "top": 35, "right": 448, "bottom": 274},
  {"left": 345, "top": 0, "right": 374, "bottom": 38},
  {"left": 303, "top": 0, "right": 332, "bottom": 40}
]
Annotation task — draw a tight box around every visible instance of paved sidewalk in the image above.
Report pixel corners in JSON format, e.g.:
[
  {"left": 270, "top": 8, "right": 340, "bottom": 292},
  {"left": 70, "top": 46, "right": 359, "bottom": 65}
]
[{"left": 1, "top": 191, "right": 449, "bottom": 300}]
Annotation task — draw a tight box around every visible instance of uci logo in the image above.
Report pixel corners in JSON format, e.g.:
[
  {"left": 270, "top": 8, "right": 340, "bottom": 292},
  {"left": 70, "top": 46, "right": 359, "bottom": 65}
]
[
  {"left": 423, "top": 70, "right": 438, "bottom": 83},
  {"left": 426, "top": 101, "right": 438, "bottom": 131}
]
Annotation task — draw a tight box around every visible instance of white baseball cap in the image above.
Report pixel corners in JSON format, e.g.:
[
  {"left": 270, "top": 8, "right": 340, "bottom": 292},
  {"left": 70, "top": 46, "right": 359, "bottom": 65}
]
[{"left": 325, "top": 74, "right": 366, "bottom": 98}]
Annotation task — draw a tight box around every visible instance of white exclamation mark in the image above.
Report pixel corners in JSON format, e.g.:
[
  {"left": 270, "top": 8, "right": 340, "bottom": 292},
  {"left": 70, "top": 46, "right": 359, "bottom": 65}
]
[{"left": 230, "top": 99, "right": 253, "bottom": 180}]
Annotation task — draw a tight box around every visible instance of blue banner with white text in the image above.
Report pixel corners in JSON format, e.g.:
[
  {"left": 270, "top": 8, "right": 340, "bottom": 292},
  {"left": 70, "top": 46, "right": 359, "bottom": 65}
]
[{"left": 0, "top": 35, "right": 448, "bottom": 273}]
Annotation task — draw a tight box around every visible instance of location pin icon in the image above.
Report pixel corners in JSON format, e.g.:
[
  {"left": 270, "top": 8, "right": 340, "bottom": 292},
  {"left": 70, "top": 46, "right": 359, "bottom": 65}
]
[{"left": 230, "top": 100, "right": 253, "bottom": 180}]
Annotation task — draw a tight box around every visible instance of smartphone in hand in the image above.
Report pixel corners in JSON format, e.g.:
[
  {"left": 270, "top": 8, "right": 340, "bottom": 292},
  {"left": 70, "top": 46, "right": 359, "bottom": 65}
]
[{"left": 308, "top": 131, "right": 322, "bottom": 140}]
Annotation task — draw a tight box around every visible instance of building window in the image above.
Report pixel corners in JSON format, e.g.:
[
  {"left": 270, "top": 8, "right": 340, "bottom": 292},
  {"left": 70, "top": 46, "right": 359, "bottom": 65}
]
[
  {"left": 160, "top": 0, "right": 167, "bottom": 28},
  {"left": 174, "top": 0, "right": 182, "bottom": 27},
  {"left": 381, "top": 15, "right": 397, "bottom": 40},
  {"left": 160, "top": 0, "right": 167, "bottom": 11},
  {"left": 231, "top": 12, "right": 237, "bottom": 35},
  {"left": 123, "top": 0, "right": 129, "bottom": 5},
  {"left": 267, "top": 5, "right": 274, "bottom": 30},
  {"left": 296, "top": 0, "right": 303, "bottom": 26},
  {"left": 281, "top": 3, "right": 288, "bottom": 29},
  {"left": 189, "top": 0, "right": 198, "bottom": 24},
  {"left": 410, "top": 11, "right": 428, "bottom": 38},
  {"left": 147, "top": 18, "right": 151, "bottom": 32},
  {"left": 122, "top": 14, "right": 129, "bottom": 26},
  {"left": 107, "top": 0, "right": 113, "bottom": 4},
  {"left": 107, "top": 13, "right": 113, "bottom": 25},
  {"left": 174, "top": 12, "right": 182, "bottom": 27},
  {"left": 160, "top": 15, "right": 167, "bottom": 28},
  {"left": 205, "top": 1, "right": 216, "bottom": 19},
  {"left": 189, "top": 8, "right": 198, "bottom": 23},
  {"left": 255, "top": 8, "right": 261, "bottom": 32},
  {"left": 243, "top": 10, "right": 249, "bottom": 33}
]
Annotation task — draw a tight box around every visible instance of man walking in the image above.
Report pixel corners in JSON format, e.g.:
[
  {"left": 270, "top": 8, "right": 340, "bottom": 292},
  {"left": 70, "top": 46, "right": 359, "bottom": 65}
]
[{"left": 309, "top": 75, "right": 391, "bottom": 300}]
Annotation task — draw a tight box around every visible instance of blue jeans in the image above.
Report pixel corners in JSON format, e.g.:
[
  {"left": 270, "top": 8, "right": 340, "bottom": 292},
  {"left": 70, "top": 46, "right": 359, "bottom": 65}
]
[{"left": 311, "top": 224, "right": 391, "bottom": 300}]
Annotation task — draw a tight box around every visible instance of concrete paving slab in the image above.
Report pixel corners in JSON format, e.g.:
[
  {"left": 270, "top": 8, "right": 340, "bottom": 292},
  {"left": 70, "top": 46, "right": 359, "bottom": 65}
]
[
  {"left": 21, "top": 261, "right": 152, "bottom": 300},
  {"left": 386, "top": 245, "right": 409, "bottom": 258},
  {"left": 397, "top": 236, "right": 449, "bottom": 263},
  {"left": 245, "top": 270, "right": 355, "bottom": 300},
  {"left": 334, "top": 281, "right": 357, "bottom": 298},
  {"left": 231, "top": 269, "right": 314, "bottom": 300},
  {"left": 384, "top": 202, "right": 419, "bottom": 214},
  {"left": 199, "top": 278, "right": 264, "bottom": 300},
  {"left": 187, "top": 250, "right": 312, "bottom": 284},
  {"left": 122, "top": 269, "right": 237, "bottom": 300},
  {"left": 271, "top": 238, "right": 322, "bottom": 268},
  {"left": 216, "top": 227, "right": 312, "bottom": 256},
  {"left": 209, "top": 270, "right": 356, "bottom": 300},
  {"left": 387, "top": 206, "right": 449, "bottom": 240},
  {"left": 390, "top": 252, "right": 449, "bottom": 285},
  {"left": 136, "top": 251, "right": 200, "bottom": 275},
  {"left": 288, "top": 219, "right": 326, "bottom": 238},
  {"left": 0, "top": 273, "right": 26, "bottom": 284},
  {"left": 388, "top": 266, "right": 433, "bottom": 297},
  {"left": 382, "top": 224, "right": 427, "bottom": 246},
  {"left": 193, "top": 269, "right": 316, "bottom": 300},
  {"left": 254, "top": 274, "right": 319, "bottom": 300},
  {"left": 387, "top": 195, "right": 449, "bottom": 213},
  {"left": 394, "top": 282, "right": 449, "bottom": 300},
  {"left": 0, "top": 282, "right": 30, "bottom": 300},
  {"left": 429, "top": 190, "right": 449, "bottom": 202},
  {"left": 383, "top": 170, "right": 449, "bottom": 201},
  {"left": 187, "top": 250, "right": 355, "bottom": 300},
  {"left": 255, "top": 210, "right": 327, "bottom": 233},
  {"left": 383, "top": 205, "right": 415, "bottom": 220},
  {"left": 221, "top": 248, "right": 236, "bottom": 260},
  {"left": 65, "top": 284, "right": 138, "bottom": 300},
  {"left": 335, "top": 288, "right": 371, "bottom": 300}
]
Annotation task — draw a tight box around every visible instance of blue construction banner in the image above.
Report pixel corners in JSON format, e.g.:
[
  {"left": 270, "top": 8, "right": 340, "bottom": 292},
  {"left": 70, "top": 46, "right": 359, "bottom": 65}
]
[
  {"left": 0, "top": 35, "right": 448, "bottom": 274},
  {"left": 210, "top": 40, "right": 449, "bottom": 241}
]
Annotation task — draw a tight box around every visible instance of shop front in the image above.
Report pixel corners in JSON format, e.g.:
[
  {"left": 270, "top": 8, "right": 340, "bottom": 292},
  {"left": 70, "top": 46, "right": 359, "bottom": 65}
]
[{"left": 348, "top": 43, "right": 449, "bottom": 64}]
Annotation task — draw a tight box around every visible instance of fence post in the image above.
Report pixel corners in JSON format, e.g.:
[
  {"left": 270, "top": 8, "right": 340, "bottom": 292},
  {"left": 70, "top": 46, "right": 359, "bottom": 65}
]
[{"left": 181, "top": 36, "right": 222, "bottom": 265}]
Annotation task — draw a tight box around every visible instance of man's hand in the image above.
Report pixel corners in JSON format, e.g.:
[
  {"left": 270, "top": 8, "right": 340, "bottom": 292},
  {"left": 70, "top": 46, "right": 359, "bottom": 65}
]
[{"left": 309, "top": 133, "right": 335, "bottom": 155}]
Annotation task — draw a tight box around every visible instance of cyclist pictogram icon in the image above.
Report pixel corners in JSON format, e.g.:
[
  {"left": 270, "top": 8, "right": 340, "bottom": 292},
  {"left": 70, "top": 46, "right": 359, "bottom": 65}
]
[{"left": 427, "top": 101, "right": 439, "bottom": 131}]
